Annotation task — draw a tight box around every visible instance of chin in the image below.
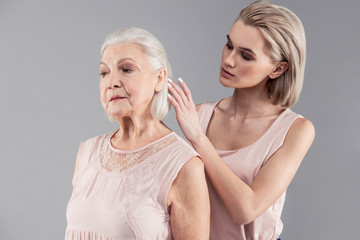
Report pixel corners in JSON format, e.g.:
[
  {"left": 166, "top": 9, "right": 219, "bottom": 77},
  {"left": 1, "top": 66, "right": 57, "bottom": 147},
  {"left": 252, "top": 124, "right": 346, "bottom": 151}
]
[
  {"left": 106, "top": 109, "right": 130, "bottom": 119},
  {"left": 219, "top": 76, "right": 234, "bottom": 88}
]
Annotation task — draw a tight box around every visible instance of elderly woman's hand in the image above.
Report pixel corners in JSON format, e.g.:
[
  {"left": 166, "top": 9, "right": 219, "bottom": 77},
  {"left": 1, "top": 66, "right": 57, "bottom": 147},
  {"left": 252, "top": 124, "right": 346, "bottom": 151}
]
[{"left": 167, "top": 78, "right": 204, "bottom": 144}]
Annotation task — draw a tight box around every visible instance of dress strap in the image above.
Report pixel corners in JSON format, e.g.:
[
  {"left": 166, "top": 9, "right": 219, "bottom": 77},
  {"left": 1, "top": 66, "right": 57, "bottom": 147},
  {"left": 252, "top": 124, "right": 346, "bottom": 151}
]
[{"left": 197, "top": 101, "right": 219, "bottom": 133}]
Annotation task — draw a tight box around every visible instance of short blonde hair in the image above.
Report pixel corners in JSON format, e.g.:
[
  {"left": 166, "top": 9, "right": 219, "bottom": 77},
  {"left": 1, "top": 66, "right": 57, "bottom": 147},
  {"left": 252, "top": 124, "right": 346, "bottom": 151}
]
[
  {"left": 101, "top": 27, "right": 172, "bottom": 121},
  {"left": 237, "top": 0, "right": 306, "bottom": 107}
]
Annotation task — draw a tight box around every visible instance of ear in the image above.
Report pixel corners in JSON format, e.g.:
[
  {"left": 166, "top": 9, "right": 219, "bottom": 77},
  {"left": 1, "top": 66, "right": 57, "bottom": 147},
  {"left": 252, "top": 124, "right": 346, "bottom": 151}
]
[
  {"left": 269, "top": 61, "right": 288, "bottom": 79},
  {"left": 155, "top": 68, "right": 167, "bottom": 92}
]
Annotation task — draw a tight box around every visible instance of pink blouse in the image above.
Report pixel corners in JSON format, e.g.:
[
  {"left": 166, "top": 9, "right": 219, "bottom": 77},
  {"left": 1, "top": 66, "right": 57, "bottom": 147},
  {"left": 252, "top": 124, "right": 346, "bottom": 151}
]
[
  {"left": 65, "top": 131, "right": 198, "bottom": 240},
  {"left": 198, "top": 101, "right": 301, "bottom": 240}
]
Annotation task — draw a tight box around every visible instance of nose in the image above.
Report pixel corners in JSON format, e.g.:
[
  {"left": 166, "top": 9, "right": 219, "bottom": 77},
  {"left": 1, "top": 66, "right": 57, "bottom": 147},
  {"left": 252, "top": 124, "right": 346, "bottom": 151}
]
[
  {"left": 108, "top": 71, "right": 123, "bottom": 89},
  {"left": 223, "top": 48, "right": 236, "bottom": 68}
]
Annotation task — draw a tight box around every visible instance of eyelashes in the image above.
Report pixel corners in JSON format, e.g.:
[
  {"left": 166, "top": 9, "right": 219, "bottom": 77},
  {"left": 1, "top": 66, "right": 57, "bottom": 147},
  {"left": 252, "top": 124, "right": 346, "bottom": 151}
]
[
  {"left": 120, "top": 66, "right": 132, "bottom": 73},
  {"left": 100, "top": 72, "right": 108, "bottom": 78},
  {"left": 241, "top": 53, "right": 252, "bottom": 61},
  {"left": 225, "top": 42, "right": 252, "bottom": 61},
  {"left": 226, "top": 41, "right": 233, "bottom": 50},
  {"left": 99, "top": 65, "right": 134, "bottom": 78}
]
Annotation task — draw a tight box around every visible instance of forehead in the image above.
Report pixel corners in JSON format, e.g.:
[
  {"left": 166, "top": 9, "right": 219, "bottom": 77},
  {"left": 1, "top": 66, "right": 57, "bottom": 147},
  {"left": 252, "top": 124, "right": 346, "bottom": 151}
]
[
  {"left": 101, "top": 42, "right": 146, "bottom": 63},
  {"left": 229, "top": 20, "right": 266, "bottom": 53}
]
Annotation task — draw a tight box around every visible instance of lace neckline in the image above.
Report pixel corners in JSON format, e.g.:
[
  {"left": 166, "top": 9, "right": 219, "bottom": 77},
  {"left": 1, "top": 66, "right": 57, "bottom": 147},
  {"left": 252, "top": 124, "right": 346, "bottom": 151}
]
[
  {"left": 100, "top": 131, "right": 177, "bottom": 173},
  {"left": 108, "top": 131, "right": 175, "bottom": 153}
]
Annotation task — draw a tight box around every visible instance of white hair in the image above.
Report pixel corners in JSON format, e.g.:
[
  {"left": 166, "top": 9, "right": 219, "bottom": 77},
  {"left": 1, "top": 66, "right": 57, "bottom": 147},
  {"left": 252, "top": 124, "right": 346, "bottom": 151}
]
[{"left": 101, "top": 27, "right": 172, "bottom": 121}]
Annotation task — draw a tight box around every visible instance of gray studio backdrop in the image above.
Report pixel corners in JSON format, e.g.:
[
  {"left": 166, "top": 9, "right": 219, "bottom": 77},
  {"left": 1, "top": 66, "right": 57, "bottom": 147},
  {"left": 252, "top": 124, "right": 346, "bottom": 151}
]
[{"left": 1, "top": 0, "right": 359, "bottom": 239}]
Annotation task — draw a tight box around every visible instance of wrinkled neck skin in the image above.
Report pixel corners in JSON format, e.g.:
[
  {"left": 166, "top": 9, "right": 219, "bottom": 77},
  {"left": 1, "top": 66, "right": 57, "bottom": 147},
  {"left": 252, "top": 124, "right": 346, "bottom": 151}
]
[{"left": 112, "top": 113, "right": 170, "bottom": 150}]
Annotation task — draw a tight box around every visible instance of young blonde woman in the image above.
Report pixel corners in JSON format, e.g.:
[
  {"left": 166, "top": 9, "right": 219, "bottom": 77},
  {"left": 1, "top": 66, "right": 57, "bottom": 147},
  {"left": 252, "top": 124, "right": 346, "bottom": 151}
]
[{"left": 168, "top": 1, "right": 315, "bottom": 239}]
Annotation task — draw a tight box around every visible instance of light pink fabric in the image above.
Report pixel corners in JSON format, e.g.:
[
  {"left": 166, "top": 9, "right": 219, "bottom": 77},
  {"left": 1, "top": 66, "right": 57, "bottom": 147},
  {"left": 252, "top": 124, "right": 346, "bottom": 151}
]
[
  {"left": 198, "top": 101, "right": 301, "bottom": 240},
  {"left": 65, "top": 131, "right": 198, "bottom": 240}
]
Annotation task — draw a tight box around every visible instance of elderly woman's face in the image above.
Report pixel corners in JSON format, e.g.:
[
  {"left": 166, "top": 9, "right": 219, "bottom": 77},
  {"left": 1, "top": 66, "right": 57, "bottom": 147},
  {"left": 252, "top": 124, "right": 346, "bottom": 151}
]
[{"left": 99, "top": 42, "right": 160, "bottom": 120}]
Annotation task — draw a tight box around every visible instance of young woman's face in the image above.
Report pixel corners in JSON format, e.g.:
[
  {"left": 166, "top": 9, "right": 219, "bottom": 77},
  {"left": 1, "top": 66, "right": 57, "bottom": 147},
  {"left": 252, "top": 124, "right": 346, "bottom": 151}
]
[
  {"left": 219, "top": 20, "right": 277, "bottom": 90},
  {"left": 99, "top": 42, "right": 160, "bottom": 120}
]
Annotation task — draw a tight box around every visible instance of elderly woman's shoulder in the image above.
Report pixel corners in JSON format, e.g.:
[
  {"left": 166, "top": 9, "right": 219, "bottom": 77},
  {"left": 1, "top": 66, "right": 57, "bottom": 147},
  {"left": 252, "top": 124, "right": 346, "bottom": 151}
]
[
  {"left": 83, "top": 131, "right": 112, "bottom": 141},
  {"left": 165, "top": 132, "right": 198, "bottom": 156},
  {"left": 79, "top": 131, "right": 113, "bottom": 150},
  {"left": 171, "top": 132, "right": 194, "bottom": 147}
]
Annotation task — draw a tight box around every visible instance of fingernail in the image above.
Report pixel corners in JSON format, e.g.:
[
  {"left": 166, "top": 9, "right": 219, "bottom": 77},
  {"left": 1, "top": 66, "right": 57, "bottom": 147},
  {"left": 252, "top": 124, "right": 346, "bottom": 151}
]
[
  {"left": 168, "top": 78, "right": 173, "bottom": 82},
  {"left": 168, "top": 83, "right": 172, "bottom": 88},
  {"left": 178, "top": 77, "right": 184, "bottom": 83},
  {"left": 167, "top": 93, "right": 172, "bottom": 98}
]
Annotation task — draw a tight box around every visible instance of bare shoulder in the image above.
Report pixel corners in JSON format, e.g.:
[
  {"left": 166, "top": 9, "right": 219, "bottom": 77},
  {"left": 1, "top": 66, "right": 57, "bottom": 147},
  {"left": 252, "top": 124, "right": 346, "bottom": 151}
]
[
  {"left": 168, "top": 156, "right": 210, "bottom": 239},
  {"left": 285, "top": 117, "right": 315, "bottom": 148},
  {"left": 290, "top": 117, "right": 315, "bottom": 138},
  {"left": 178, "top": 156, "right": 204, "bottom": 180},
  {"left": 167, "top": 156, "right": 206, "bottom": 205}
]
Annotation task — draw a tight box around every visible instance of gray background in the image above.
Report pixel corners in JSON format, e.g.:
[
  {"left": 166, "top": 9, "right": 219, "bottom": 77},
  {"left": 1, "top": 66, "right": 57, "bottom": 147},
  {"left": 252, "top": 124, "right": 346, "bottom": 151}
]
[{"left": 1, "top": 0, "right": 359, "bottom": 239}]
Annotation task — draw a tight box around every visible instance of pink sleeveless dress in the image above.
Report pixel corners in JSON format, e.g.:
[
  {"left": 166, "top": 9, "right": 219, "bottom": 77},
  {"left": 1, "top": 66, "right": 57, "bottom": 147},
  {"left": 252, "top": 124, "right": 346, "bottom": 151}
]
[
  {"left": 198, "top": 101, "right": 301, "bottom": 240},
  {"left": 65, "top": 131, "right": 198, "bottom": 240}
]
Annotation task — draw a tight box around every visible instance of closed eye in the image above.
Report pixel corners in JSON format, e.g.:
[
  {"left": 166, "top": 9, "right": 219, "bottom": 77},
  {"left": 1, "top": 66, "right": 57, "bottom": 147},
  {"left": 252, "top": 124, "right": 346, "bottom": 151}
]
[
  {"left": 226, "top": 34, "right": 255, "bottom": 61},
  {"left": 241, "top": 52, "right": 252, "bottom": 61},
  {"left": 226, "top": 35, "right": 233, "bottom": 50},
  {"left": 226, "top": 42, "right": 233, "bottom": 50},
  {"left": 225, "top": 34, "right": 234, "bottom": 50}
]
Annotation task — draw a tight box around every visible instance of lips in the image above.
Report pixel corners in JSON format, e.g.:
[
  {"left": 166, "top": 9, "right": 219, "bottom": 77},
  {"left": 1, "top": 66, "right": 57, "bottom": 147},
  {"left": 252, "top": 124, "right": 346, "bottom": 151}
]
[
  {"left": 110, "top": 95, "right": 125, "bottom": 102},
  {"left": 221, "top": 68, "right": 235, "bottom": 78}
]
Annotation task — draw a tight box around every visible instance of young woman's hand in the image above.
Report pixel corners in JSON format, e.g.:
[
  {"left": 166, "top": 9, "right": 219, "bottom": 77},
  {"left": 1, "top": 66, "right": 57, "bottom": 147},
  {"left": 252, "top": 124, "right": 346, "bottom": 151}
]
[{"left": 167, "top": 78, "right": 204, "bottom": 144}]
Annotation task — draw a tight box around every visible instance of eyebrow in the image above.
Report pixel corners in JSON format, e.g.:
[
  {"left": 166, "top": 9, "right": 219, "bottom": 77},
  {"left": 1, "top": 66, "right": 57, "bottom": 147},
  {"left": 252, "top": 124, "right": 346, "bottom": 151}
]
[
  {"left": 227, "top": 34, "right": 257, "bottom": 56},
  {"left": 100, "top": 57, "right": 136, "bottom": 66}
]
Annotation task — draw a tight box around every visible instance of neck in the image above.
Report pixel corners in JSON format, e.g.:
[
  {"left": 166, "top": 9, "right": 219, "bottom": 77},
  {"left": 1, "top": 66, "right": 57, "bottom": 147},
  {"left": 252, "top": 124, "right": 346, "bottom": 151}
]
[
  {"left": 113, "top": 114, "right": 169, "bottom": 149},
  {"left": 225, "top": 86, "right": 282, "bottom": 119}
]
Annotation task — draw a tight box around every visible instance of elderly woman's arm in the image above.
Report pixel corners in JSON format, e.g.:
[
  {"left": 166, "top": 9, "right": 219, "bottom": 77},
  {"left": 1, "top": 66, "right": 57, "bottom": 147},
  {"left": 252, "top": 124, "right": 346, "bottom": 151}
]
[{"left": 167, "top": 157, "right": 210, "bottom": 239}]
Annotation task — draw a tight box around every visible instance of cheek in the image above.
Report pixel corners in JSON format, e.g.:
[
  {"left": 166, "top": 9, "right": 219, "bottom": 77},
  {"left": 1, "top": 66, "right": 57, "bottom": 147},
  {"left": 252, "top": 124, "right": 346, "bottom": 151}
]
[
  {"left": 255, "top": 62, "right": 274, "bottom": 79},
  {"left": 133, "top": 84, "right": 156, "bottom": 104},
  {"left": 135, "top": 86, "right": 155, "bottom": 101},
  {"left": 99, "top": 82, "right": 108, "bottom": 108},
  {"left": 239, "top": 62, "right": 269, "bottom": 79},
  {"left": 246, "top": 67, "right": 265, "bottom": 82},
  {"left": 234, "top": 62, "right": 253, "bottom": 77}
]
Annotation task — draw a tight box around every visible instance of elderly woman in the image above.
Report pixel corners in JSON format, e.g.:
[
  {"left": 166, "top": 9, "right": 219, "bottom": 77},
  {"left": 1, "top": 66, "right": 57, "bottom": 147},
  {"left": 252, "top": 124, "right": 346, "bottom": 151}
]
[
  {"left": 65, "top": 28, "right": 210, "bottom": 239},
  {"left": 168, "top": 1, "right": 315, "bottom": 239}
]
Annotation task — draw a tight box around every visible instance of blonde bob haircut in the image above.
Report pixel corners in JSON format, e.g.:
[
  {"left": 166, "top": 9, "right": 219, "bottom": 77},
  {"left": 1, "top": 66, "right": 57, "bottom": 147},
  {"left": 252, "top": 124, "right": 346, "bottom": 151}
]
[
  {"left": 237, "top": 0, "right": 306, "bottom": 107},
  {"left": 101, "top": 27, "right": 172, "bottom": 121}
]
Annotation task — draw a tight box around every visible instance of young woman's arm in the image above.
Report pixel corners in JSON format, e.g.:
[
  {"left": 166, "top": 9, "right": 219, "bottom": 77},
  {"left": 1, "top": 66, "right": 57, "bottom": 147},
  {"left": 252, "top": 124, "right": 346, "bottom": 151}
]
[
  {"left": 195, "top": 117, "right": 314, "bottom": 224},
  {"left": 168, "top": 80, "right": 315, "bottom": 224}
]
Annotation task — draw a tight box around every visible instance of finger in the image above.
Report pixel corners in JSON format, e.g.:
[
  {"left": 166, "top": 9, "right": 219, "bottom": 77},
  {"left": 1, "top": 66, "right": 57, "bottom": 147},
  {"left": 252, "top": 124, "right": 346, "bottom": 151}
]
[
  {"left": 177, "top": 77, "right": 195, "bottom": 105},
  {"left": 169, "top": 78, "right": 189, "bottom": 104},
  {"left": 168, "top": 80, "right": 187, "bottom": 108},
  {"left": 167, "top": 93, "right": 182, "bottom": 115},
  {"left": 168, "top": 81, "right": 185, "bottom": 110}
]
